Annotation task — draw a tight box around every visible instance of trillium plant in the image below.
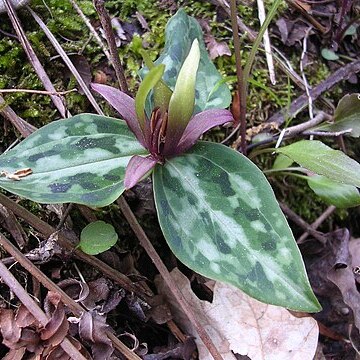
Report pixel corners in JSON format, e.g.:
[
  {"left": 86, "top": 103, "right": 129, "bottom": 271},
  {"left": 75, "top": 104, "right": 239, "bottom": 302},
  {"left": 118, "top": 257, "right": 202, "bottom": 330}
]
[{"left": 0, "top": 10, "right": 322, "bottom": 312}]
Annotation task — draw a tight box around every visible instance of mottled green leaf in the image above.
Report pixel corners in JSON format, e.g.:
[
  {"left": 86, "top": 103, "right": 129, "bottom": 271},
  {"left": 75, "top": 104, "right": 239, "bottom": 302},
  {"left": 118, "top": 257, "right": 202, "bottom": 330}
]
[
  {"left": 153, "top": 142, "right": 320, "bottom": 312},
  {"left": 276, "top": 140, "right": 360, "bottom": 187},
  {"left": 311, "top": 94, "right": 360, "bottom": 137},
  {"left": 78, "top": 221, "right": 118, "bottom": 255},
  {"left": 307, "top": 175, "right": 360, "bottom": 208},
  {"left": 0, "top": 114, "right": 147, "bottom": 207},
  {"left": 140, "top": 8, "right": 231, "bottom": 114}
]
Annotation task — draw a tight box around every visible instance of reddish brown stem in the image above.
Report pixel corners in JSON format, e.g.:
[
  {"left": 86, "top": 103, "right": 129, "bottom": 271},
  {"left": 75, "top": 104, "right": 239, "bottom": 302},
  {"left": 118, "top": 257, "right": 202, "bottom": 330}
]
[
  {"left": 230, "top": 0, "right": 247, "bottom": 156},
  {"left": 93, "top": 0, "right": 129, "bottom": 94}
]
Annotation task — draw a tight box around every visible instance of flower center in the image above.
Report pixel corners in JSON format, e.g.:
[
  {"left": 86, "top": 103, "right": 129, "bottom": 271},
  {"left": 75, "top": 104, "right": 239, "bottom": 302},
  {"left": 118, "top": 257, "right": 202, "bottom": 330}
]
[{"left": 148, "top": 107, "right": 168, "bottom": 163}]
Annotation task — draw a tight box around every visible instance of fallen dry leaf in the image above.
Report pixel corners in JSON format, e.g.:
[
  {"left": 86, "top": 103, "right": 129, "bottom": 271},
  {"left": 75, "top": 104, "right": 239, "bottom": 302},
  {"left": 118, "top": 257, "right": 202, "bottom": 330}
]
[
  {"left": 156, "top": 268, "right": 319, "bottom": 360},
  {"left": 205, "top": 34, "right": 231, "bottom": 60}
]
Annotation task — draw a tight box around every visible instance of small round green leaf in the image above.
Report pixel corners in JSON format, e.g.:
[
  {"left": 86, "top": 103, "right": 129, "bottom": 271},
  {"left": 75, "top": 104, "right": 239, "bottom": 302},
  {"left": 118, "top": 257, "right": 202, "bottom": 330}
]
[
  {"left": 79, "top": 221, "right": 118, "bottom": 255},
  {"left": 321, "top": 48, "right": 339, "bottom": 61}
]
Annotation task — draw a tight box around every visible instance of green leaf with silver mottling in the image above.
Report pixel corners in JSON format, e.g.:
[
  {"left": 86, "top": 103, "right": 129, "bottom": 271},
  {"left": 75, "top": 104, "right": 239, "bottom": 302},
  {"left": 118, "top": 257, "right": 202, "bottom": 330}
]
[
  {"left": 140, "top": 8, "right": 231, "bottom": 114},
  {"left": 153, "top": 142, "right": 321, "bottom": 312},
  {"left": 276, "top": 140, "right": 360, "bottom": 187},
  {"left": 307, "top": 175, "right": 360, "bottom": 208},
  {"left": 0, "top": 114, "right": 147, "bottom": 207},
  {"left": 78, "top": 220, "right": 118, "bottom": 255},
  {"left": 311, "top": 93, "right": 360, "bottom": 137}
]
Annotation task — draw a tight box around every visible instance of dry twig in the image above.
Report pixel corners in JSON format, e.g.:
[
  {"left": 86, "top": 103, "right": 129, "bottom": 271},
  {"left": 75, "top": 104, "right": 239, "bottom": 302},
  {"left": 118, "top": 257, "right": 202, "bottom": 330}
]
[{"left": 3, "top": 0, "right": 68, "bottom": 117}]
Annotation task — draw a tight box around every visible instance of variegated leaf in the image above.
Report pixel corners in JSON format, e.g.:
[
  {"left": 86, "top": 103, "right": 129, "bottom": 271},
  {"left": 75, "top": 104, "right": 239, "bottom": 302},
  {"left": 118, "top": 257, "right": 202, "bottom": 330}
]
[
  {"left": 153, "top": 142, "right": 320, "bottom": 312},
  {"left": 0, "top": 114, "right": 147, "bottom": 207},
  {"left": 140, "top": 9, "right": 231, "bottom": 114}
]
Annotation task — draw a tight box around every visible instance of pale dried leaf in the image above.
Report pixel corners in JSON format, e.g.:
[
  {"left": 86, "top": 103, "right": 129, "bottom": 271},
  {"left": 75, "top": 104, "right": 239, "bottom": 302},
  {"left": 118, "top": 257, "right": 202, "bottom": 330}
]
[
  {"left": 204, "top": 34, "right": 231, "bottom": 60},
  {"left": 156, "top": 268, "right": 319, "bottom": 360}
]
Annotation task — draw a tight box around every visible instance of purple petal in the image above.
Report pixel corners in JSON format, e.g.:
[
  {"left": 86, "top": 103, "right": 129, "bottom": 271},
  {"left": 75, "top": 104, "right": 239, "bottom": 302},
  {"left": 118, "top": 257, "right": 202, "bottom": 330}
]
[
  {"left": 174, "top": 109, "right": 234, "bottom": 154},
  {"left": 124, "top": 155, "right": 157, "bottom": 189},
  {"left": 91, "top": 83, "right": 146, "bottom": 147}
]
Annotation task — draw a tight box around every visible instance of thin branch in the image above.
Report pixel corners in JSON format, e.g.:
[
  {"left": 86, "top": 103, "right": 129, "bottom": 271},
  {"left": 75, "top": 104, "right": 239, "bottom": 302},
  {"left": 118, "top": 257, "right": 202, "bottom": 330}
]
[
  {"left": 27, "top": 7, "right": 104, "bottom": 116},
  {"left": 285, "top": 0, "right": 327, "bottom": 34},
  {"left": 214, "top": 0, "right": 257, "bottom": 41},
  {"left": 93, "top": 0, "right": 129, "bottom": 94},
  {"left": 0, "top": 95, "right": 36, "bottom": 137},
  {"left": 0, "top": 251, "right": 88, "bottom": 360},
  {"left": 230, "top": 0, "right": 246, "bottom": 155},
  {"left": 68, "top": 0, "right": 111, "bottom": 62},
  {"left": 268, "top": 59, "right": 360, "bottom": 125},
  {"left": 297, "top": 205, "right": 336, "bottom": 244},
  {"left": 117, "top": 196, "right": 225, "bottom": 360},
  {"left": 0, "top": 231, "right": 141, "bottom": 360},
  {"left": 0, "top": 88, "right": 77, "bottom": 96},
  {"left": 3, "top": 0, "right": 67, "bottom": 117},
  {"left": 0, "top": 193, "right": 149, "bottom": 298},
  {"left": 283, "top": 111, "right": 332, "bottom": 137},
  {"left": 302, "top": 129, "right": 352, "bottom": 137},
  {"left": 279, "top": 202, "right": 327, "bottom": 244}
]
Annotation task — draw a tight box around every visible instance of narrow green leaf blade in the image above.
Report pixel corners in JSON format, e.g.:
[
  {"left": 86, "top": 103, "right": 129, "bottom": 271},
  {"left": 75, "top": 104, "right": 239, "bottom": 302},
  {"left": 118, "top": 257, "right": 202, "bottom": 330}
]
[
  {"left": 311, "top": 93, "right": 360, "bottom": 137},
  {"left": 79, "top": 221, "right": 118, "bottom": 255},
  {"left": 0, "top": 114, "right": 147, "bottom": 207},
  {"left": 153, "top": 142, "right": 320, "bottom": 312},
  {"left": 307, "top": 175, "right": 360, "bottom": 208},
  {"left": 135, "top": 64, "right": 165, "bottom": 128},
  {"left": 140, "top": 9, "right": 231, "bottom": 113},
  {"left": 276, "top": 140, "right": 360, "bottom": 187}
]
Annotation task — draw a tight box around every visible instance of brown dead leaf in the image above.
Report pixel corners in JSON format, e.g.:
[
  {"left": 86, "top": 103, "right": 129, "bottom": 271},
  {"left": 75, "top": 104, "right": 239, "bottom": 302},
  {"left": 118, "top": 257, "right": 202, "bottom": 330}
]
[
  {"left": 205, "top": 34, "right": 231, "bottom": 60},
  {"left": 0, "top": 204, "right": 28, "bottom": 249},
  {"left": 41, "top": 292, "right": 69, "bottom": 347},
  {"left": 146, "top": 295, "right": 173, "bottom": 325},
  {"left": 15, "top": 305, "right": 37, "bottom": 328},
  {"left": 0, "top": 309, "right": 22, "bottom": 348},
  {"left": 156, "top": 268, "right": 319, "bottom": 360},
  {"left": 78, "top": 311, "right": 113, "bottom": 360},
  {"left": 143, "top": 337, "right": 197, "bottom": 360},
  {"left": 326, "top": 232, "right": 360, "bottom": 332}
]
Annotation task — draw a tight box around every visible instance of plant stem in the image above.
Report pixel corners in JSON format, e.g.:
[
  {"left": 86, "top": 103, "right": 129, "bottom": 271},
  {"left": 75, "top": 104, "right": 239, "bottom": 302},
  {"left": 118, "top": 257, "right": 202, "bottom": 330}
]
[
  {"left": 93, "top": 0, "right": 129, "bottom": 94},
  {"left": 117, "top": 196, "right": 225, "bottom": 360},
  {"left": 230, "top": 0, "right": 247, "bottom": 155}
]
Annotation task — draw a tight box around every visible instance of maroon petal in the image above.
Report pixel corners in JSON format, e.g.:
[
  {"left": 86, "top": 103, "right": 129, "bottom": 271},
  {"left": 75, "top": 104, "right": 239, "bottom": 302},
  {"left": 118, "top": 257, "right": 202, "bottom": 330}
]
[
  {"left": 124, "top": 155, "right": 157, "bottom": 189},
  {"left": 91, "top": 83, "right": 146, "bottom": 147},
  {"left": 175, "top": 109, "right": 234, "bottom": 154}
]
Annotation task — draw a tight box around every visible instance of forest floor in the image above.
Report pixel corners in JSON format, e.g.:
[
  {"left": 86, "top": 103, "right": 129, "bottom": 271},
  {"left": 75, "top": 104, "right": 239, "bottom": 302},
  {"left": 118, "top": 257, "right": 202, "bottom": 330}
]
[{"left": 0, "top": 0, "right": 360, "bottom": 359}]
